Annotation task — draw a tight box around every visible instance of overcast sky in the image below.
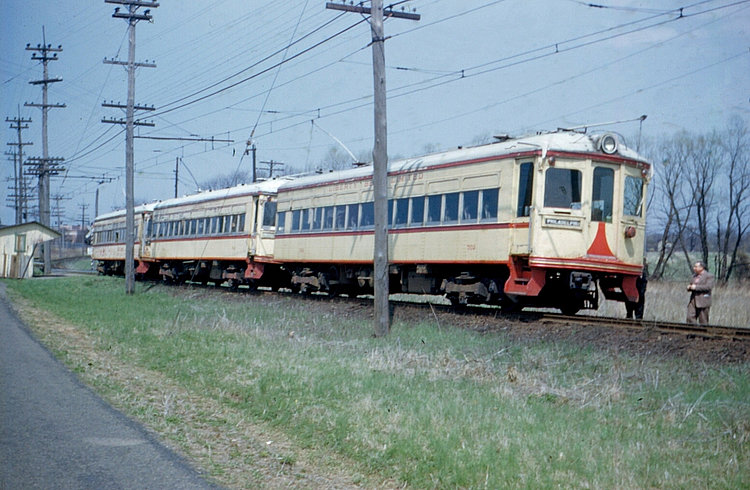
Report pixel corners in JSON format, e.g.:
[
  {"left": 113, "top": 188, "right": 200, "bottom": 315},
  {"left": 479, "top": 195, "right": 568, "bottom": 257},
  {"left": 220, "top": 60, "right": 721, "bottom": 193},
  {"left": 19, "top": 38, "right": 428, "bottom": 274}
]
[{"left": 1, "top": 0, "right": 748, "bottom": 224}]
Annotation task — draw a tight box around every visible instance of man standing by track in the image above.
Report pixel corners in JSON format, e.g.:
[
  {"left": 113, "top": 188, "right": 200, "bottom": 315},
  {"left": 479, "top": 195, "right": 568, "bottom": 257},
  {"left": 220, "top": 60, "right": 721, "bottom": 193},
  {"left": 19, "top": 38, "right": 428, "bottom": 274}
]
[{"left": 686, "top": 261, "right": 713, "bottom": 325}]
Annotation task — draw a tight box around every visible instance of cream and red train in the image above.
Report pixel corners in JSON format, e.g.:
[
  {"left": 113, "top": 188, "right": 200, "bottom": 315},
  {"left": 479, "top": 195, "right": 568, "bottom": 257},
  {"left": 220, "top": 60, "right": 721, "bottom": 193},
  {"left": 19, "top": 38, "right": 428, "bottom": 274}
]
[{"left": 91, "top": 130, "right": 650, "bottom": 314}]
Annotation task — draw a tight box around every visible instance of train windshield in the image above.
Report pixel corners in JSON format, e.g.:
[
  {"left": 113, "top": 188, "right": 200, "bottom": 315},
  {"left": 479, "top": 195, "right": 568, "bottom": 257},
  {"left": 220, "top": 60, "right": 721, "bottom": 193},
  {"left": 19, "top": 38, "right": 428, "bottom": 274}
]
[
  {"left": 591, "top": 167, "right": 614, "bottom": 222},
  {"left": 543, "top": 168, "right": 582, "bottom": 209},
  {"left": 624, "top": 176, "right": 644, "bottom": 217}
]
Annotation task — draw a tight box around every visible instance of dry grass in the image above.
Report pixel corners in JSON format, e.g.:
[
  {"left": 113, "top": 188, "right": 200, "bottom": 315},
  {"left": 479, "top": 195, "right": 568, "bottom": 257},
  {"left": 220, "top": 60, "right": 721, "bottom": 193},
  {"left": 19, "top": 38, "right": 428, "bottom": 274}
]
[
  {"left": 587, "top": 280, "right": 750, "bottom": 326},
  {"left": 6, "top": 277, "right": 749, "bottom": 488}
]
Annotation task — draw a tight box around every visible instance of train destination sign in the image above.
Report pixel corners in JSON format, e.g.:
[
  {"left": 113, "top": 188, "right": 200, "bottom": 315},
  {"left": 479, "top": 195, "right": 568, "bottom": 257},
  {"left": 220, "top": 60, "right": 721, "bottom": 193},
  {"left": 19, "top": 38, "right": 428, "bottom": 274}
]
[{"left": 544, "top": 217, "right": 581, "bottom": 228}]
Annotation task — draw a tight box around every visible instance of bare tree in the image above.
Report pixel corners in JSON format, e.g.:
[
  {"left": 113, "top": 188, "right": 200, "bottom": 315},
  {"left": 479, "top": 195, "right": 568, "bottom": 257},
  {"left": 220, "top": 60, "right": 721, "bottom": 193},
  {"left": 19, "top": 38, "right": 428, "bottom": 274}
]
[
  {"left": 200, "top": 170, "right": 251, "bottom": 191},
  {"left": 304, "top": 146, "right": 369, "bottom": 173},
  {"left": 685, "top": 132, "right": 722, "bottom": 269},
  {"left": 714, "top": 117, "right": 750, "bottom": 281},
  {"left": 650, "top": 133, "right": 696, "bottom": 278}
]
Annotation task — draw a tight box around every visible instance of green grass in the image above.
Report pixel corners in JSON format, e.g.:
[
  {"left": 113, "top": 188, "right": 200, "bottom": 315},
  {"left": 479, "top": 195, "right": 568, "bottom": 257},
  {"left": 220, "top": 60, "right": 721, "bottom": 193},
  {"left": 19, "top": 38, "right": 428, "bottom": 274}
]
[{"left": 6, "top": 276, "right": 749, "bottom": 488}]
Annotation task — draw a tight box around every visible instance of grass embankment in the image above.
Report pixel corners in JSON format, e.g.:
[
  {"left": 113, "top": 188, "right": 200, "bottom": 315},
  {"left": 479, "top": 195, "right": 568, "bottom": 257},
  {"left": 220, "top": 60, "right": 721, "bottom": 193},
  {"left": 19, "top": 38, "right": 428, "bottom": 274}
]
[{"left": 6, "top": 276, "right": 749, "bottom": 488}]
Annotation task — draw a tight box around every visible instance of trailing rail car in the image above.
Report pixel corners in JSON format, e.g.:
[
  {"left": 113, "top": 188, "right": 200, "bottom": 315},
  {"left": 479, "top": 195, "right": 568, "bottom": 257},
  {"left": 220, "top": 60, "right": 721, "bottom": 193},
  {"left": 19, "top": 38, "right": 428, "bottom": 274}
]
[
  {"left": 90, "top": 203, "right": 156, "bottom": 276},
  {"left": 91, "top": 179, "right": 287, "bottom": 288},
  {"left": 274, "top": 131, "right": 650, "bottom": 313},
  {"left": 91, "top": 130, "right": 650, "bottom": 314}
]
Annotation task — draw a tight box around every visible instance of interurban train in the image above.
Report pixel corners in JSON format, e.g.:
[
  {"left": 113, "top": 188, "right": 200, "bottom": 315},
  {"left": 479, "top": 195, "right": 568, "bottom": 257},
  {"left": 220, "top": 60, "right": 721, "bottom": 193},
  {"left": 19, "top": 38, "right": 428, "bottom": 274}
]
[{"left": 91, "top": 130, "right": 650, "bottom": 314}]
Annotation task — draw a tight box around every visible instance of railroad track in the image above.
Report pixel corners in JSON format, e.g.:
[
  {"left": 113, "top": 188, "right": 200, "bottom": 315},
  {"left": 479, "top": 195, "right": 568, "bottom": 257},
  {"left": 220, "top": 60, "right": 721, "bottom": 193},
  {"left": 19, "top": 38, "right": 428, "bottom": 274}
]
[
  {"left": 531, "top": 312, "right": 750, "bottom": 341},
  {"left": 385, "top": 298, "right": 750, "bottom": 342},
  {"left": 97, "top": 276, "right": 750, "bottom": 342}
]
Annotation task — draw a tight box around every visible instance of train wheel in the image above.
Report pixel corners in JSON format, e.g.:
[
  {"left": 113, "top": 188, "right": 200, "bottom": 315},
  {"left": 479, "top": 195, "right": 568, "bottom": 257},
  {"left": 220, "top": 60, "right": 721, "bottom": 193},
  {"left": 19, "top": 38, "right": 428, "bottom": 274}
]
[{"left": 559, "top": 301, "right": 582, "bottom": 316}]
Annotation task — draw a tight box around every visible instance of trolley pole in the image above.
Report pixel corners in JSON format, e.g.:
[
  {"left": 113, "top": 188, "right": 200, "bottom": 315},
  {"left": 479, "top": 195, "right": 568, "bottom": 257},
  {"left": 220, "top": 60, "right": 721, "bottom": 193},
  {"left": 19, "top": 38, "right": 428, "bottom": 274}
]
[
  {"left": 326, "top": 1, "right": 419, "bottom": 337},
  {"left": 103, "top": 0, "right": 158, "bottom": 295}
]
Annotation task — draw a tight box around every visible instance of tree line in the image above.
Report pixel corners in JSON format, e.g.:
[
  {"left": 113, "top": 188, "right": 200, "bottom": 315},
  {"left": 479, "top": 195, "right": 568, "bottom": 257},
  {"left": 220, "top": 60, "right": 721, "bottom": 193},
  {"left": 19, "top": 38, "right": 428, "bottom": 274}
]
[{"left": 645, "top": 116, "right": 750, "bottom": 283}]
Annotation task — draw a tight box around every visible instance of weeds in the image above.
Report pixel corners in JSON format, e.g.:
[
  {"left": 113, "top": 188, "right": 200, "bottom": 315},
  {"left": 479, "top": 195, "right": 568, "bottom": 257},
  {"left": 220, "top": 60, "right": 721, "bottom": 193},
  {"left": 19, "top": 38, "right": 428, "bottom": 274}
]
[{"left": 5, "top": 276, "right": 750, "bottom": 489}]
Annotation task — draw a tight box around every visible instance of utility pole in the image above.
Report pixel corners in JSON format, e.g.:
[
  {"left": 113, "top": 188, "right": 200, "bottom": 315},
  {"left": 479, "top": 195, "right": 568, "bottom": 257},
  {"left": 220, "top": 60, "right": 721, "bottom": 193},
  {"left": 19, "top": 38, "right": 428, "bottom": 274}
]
[
  {"left": 6, "top": 108, "right": 33, "bottom": 224},
  {"left": 326, "top": 1, "right": 420, "bottom": 336},
  {"left": 103, "top": 0, "right": 158, "bottom": 295},
  {"left": 24, "top": 27, "right": 66, "bottom": 275},
  {"left": 259, "top": 160, "right": 284, "bottom": 180},
  {"left": 79, "top": 202, "right": 89, "bottom": 255},
  {"left": 52, "top": 193, "right": 70, "bottom": 251},
  {"left": 174, "top": 157, "right": 179, "bottom": 197}
]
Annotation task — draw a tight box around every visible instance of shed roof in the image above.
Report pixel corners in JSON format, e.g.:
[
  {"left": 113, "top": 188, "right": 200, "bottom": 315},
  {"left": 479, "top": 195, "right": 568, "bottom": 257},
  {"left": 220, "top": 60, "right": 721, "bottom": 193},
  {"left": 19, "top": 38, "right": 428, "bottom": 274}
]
[{"left": 0, "top": 222, "right": 61, "bottom": 239}]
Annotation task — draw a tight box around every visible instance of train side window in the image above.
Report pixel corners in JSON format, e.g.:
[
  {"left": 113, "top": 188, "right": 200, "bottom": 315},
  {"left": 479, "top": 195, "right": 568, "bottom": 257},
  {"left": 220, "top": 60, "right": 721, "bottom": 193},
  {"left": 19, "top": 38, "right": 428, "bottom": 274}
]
[
  {"left": 322, "top": 206, "right": 334, "bottom": 230},
  {"left": 312, "top": 207, "right": 322, "bottom": 230},
  {"left": 360, "top": 202, "right": 374, "bottom": 229},
  {"left": 277, "top": 211, "right": 286, "bottom": 233},
  {"left": 335, "top": 206, "right": 346, "bottom": 230},
  {"left": 346, "top": 203, "right": 358, "bottom": 230},
  {"left": 238, "top": 214, "right": 246, "bottom": 232},
  {"left": 410, "top": 196, "right": 425, "bottom": 227},
  {"left": 544, "top": 168, "right": 582, "bottom": 209},
  {"left": 481, "top": 188, "right": 499, "bottom": 221},
  {"left": 591, "top": 167, "right": 614, "bottom": 222},
  {"left": 394, "top": 198, "right": 409, "bottom": 227},
  {"left": 263, "top": 201, "right": 277, "bottom": 228},
  {"left": 444, "top": 192, "right": 459, "bottom": 224},
  {"left": 624, "top": 176, "right": 644, "bottom": 217},
  {"left": 517, "top": 162, "right": 534, "bottom": 217},
  {"left": 291, "top": 210, "right": 301, "bottom": 233},
  {"left": 301, "top": 209, "right": 311, "bottom": 232},
  {"left": 196, "top": 219, "right": 204, "bottom": 235},
  {"left": 462, "top": 190, "right": 479, "bottom": 223},
  {"left": 426, "top": 195, "right": 442, "bottom": 225}
]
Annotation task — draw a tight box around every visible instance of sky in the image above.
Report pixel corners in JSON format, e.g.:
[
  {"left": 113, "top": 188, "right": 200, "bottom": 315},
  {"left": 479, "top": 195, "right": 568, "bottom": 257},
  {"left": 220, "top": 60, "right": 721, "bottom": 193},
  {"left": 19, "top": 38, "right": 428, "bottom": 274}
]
[{"left": 1, "top": 0, "right": 749, "bottom": 226}]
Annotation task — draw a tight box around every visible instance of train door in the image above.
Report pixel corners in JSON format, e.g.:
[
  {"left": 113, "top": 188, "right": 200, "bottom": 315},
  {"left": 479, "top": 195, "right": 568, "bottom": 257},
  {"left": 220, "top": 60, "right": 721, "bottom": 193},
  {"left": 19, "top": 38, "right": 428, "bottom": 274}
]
[
  {"left": 510, "top": 160, "right": 534, "bottom": 254},
  {"left": 140, "top": 212, "right": 153, "bottom": 259},
  {"left": 248, "top": 196, "right": 259, "bottom": 255},
  {"left": 588, "top": 164, "right": 618, "bottom": 258},
  {"left": 619, "top": 170, "right": 647, "bottom": 263}
]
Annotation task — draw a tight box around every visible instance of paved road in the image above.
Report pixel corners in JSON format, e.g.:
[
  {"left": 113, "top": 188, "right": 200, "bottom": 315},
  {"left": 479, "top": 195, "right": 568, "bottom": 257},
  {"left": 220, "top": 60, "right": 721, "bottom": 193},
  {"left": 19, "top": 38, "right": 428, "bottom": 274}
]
[{"left": 0, "top": 283, "right": 219, "bottom": 489}]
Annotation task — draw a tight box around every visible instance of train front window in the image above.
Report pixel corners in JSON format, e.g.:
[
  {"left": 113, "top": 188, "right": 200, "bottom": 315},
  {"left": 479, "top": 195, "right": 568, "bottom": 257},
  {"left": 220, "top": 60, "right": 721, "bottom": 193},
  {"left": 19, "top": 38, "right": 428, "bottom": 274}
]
[
  {"left": 591, "top": 167, "right": 614, "bottom": 223},
  {"left": 624, "top": 176, "right": 644, "bottom": 217},
  {"left": 544, "top": 168, "right": 582, "bottom": 209}
]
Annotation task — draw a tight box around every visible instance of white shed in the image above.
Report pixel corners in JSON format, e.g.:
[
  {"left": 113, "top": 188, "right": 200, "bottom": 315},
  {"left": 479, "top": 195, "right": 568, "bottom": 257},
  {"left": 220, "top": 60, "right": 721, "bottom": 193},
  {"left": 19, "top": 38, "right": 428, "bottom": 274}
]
[{"left": 0, "top": 222, "right": 61, "bottom": 279}]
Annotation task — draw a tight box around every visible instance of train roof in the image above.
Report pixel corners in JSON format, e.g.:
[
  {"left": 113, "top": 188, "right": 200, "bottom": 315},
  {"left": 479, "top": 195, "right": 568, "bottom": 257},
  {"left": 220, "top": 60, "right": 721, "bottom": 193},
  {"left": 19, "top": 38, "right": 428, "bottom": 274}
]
[
  {"left": 278, "top": 130, "right": 649, "bottom": 192},
  {"left": 93, "top": 202, "right": 158, "bottom": 223},
  {"left": 93, "top": 178, "right": 291, "bottom": 223},
  {"left": 153, "top": 177, "right": 290, "bottom": 211}
]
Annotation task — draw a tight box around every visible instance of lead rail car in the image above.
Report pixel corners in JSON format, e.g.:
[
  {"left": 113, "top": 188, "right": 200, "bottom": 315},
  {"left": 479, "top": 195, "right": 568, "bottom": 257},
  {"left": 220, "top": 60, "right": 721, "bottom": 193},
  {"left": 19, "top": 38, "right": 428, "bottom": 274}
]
[{"left": 273, "top": 131, "right": 650, "bottom": 314}]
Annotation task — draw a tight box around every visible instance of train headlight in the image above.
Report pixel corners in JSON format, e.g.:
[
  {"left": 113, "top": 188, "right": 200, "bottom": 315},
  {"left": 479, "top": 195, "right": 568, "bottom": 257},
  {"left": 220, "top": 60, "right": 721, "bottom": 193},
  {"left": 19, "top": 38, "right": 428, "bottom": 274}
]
[
  {"left": 598, "top": 133, "right": 618, "bottom": 154},
  {"left": 624, "top": 226, "right": 637, "bottom": 238}
]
